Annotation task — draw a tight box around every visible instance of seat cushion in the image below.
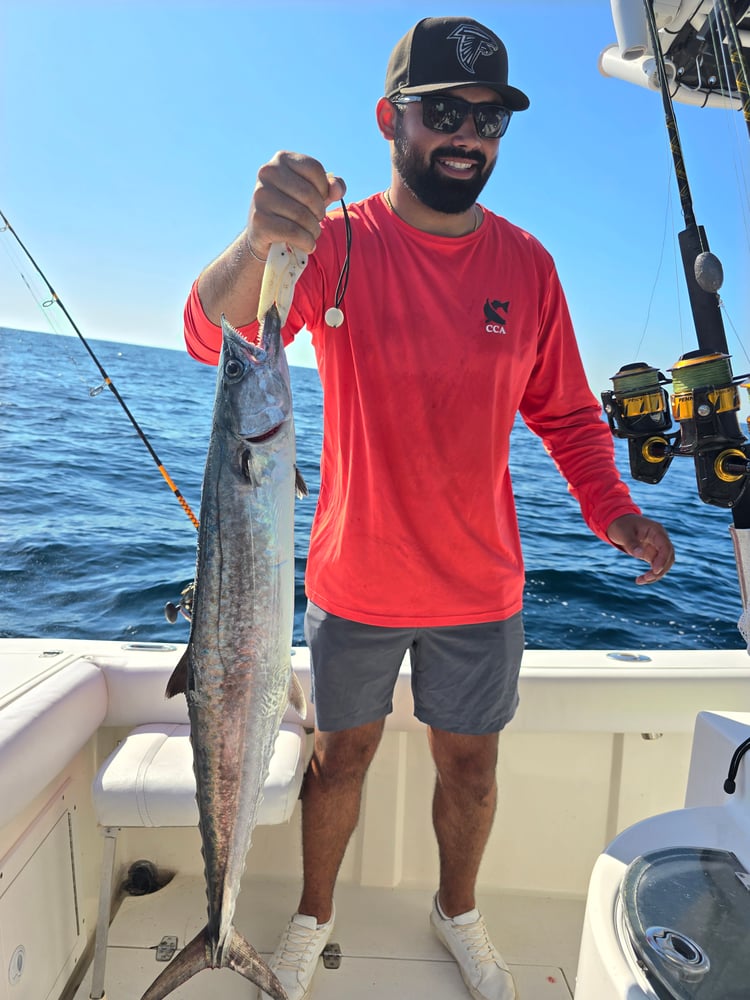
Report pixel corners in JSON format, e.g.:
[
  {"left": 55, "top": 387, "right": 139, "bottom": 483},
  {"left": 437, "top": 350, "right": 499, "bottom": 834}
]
[{"left": 93, "top": 722, "right": 306, "bottom": 828}]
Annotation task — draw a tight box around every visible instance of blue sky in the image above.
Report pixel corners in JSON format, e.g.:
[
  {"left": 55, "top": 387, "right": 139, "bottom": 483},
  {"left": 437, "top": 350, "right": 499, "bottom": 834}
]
[{"left": 1, "top": 1, "right": 748, "bottom": 395}]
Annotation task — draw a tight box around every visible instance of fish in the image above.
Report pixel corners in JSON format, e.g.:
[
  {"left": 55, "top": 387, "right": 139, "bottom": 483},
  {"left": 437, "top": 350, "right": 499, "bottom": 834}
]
[{"left": 141, "top": 304, "right": 307, "bottom": 1000}]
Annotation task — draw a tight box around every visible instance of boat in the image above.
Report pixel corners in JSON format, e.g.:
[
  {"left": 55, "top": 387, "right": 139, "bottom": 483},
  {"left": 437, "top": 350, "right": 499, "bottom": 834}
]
[{"left": 1, "top": 3, "right": 749, "bottom": 999}]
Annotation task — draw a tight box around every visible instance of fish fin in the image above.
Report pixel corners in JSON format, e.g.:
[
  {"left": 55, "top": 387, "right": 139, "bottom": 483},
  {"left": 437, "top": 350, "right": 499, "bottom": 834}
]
[
  {"left": 289, "top": 670, "right": 307, "bottom": 721},
  {"left": 295, "top": 466, "right": 309, "bottom": 498},
  {"left": 165, "top": 649, "right": 189, "bottom": 699},
  {"left": 140, "top": 926, "right": 211, "bottom": 1000},
  {"left": 242, "top": 449, "right": 262, "bottom": 487},
  {"left": 140, "top": 925, "right": 285, "bottom": 1000},
  {"left": 226, "top": 926, "right": 287, "bottom": 1000}
]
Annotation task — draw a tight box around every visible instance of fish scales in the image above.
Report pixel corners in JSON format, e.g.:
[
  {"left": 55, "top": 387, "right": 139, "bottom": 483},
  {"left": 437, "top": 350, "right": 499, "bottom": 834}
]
[{"left": 140, "top": 304, "right": 306, "bottom": 1000}]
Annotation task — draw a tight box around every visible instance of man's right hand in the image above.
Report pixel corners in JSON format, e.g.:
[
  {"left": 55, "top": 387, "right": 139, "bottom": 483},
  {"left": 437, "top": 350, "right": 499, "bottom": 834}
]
[
  {"left": 195, "top": 152, "right": 345, "bottom": 328},
  {"left": 247, "top": 151, "right": 347, "bottom": 261}
]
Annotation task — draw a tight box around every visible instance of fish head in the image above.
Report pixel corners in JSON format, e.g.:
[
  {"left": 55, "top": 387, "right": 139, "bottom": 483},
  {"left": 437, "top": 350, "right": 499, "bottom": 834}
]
[{"left": 218, "top": 308, "right": 292, "bottom": 444}]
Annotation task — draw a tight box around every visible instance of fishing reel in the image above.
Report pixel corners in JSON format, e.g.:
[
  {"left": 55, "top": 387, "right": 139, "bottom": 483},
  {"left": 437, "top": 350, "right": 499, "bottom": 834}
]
[
  {"left": 603, "top": 352, "right": 750, "bottom": 508},
  {"left": 602, "top": 363, "right": 676, "bottom": 485},
  {"left": 165, "top": 581, "right": 194, "bottom": 624}
]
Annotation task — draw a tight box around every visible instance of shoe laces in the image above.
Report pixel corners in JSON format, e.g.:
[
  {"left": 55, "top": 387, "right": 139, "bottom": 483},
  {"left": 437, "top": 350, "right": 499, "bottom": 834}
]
[
  {"left": 276, "top": 921, "right": 323, "bottom": 970},
  {"left": 453, "top": 917, "right": 499, "bottom": 966}
]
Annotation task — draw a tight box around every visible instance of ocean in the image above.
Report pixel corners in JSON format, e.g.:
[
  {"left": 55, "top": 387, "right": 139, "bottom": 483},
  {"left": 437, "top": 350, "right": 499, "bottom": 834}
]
[{"left": 1, "top": 326, "right": 744, "bottom": 651}]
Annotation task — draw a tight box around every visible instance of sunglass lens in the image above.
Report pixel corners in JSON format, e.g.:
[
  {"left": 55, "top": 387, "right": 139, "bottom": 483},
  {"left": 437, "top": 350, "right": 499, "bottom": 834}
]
[
  {"left": 474, "top": 107, "right": 510, "bottom": 139},
  {"left": 422, "top": 97, "right": 462, "bottom": 133}
]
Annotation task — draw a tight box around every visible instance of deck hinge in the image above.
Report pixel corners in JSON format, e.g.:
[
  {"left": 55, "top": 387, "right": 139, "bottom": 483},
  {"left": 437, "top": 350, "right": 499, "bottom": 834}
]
[
  {"left": 322, "top": 942, "right": 342, "bottom": 969},
  {"left": 155, "top": 936, "right": 178, "bottom": 962}
]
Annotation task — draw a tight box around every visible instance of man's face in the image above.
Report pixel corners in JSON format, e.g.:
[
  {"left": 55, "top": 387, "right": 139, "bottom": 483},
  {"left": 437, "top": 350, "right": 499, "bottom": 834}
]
[{"left": 392, "top": 86, "right": 501, "bottom": 214}]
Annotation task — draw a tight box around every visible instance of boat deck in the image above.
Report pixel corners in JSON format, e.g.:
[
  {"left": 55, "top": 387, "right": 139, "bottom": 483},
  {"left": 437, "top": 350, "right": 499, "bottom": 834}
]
[
  {"left": 9, "top": 640, "right": 748, "bottom": 1000},
  {"left": 72, "top": 877, "right": 583, "bottom": 999}
]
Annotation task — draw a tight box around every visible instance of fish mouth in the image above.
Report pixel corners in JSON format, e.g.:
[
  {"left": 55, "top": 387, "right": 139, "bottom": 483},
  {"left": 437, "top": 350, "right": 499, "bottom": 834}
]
[{"left": 245, "top": 422, "right": 283, "bottom": 444}]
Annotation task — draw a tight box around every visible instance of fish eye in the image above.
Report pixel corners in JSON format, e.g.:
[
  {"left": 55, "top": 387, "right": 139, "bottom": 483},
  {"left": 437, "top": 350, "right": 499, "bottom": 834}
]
[{"left": 224, "top": 358, "right": 245, "bottom": 381}]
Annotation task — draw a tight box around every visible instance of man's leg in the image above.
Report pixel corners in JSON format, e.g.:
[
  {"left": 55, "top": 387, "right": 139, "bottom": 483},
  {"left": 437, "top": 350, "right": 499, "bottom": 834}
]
[
  {"left": 299, "top": 718, "right": 385, "bottom": 921},
  {"left": 428, "top": 728, "right": 499, "bottom": 916},
  {"left": 428, "top": 727, "right": 515, "bottom": 1000}
]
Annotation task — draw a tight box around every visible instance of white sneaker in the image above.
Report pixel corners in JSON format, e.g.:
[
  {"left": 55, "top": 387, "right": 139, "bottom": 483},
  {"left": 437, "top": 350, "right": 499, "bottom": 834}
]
[
  {"left": 264, "top": 907, "right": 336, "bottom": 1000},
  {"left": 430, "top": 895, "right": 516, "bottom": 1000}
]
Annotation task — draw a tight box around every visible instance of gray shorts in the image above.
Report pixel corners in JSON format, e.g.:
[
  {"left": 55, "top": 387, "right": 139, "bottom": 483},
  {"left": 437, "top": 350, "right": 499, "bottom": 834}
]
[{"left": 303, "top": 601, "right": 524, "bottom": 735}]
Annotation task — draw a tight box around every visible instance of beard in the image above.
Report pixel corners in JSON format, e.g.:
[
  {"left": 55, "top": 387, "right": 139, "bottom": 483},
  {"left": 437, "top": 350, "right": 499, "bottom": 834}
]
[{"left": 393, "top": 123, "right": 495, "bottom": 214}]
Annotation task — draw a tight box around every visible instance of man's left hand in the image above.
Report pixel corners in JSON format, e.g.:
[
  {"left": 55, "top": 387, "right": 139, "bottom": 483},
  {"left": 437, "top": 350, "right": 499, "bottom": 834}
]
[{"left": 606, "top": 514, "right": 675, "bottom": 585}]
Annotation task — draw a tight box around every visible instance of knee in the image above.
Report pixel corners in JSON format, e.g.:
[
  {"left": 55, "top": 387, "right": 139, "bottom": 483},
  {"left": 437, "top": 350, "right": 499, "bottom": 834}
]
[
  {"left": 309, "top": 719, "right": 384, "bottom": 786},
  {"left": 439, "top": 760, "right": 497, "bottom": 805},
  {"left": 430, "top": 730, "right": 499, "bottom": 801}
]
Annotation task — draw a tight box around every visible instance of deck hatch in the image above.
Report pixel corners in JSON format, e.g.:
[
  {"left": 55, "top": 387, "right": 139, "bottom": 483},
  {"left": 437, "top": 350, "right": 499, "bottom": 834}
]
[{"left": 0, "top": 798, "right": 80, "bottom": 999}]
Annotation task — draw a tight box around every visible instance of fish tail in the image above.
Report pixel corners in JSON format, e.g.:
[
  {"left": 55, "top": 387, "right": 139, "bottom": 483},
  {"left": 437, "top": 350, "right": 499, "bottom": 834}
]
[
  {"left": 226, "top": 925, "right": 287, "bottom": 999},
  {"left": 139, "top": 924, "right": 286, "bottom": 1000},
  {"left": 139, "top": 925, "right": 211, "bottom": 999}
]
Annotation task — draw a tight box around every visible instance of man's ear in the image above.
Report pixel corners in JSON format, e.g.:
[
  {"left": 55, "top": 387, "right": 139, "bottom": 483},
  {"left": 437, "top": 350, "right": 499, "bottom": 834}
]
[{"left": 376, "top": 97, "right": 398, "bottom": 140}]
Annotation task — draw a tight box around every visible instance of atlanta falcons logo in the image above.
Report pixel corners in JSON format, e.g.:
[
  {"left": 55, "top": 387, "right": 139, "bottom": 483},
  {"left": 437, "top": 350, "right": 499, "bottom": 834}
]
[{"left": 447, "top": 24, "right": 499, "bottom": 75}]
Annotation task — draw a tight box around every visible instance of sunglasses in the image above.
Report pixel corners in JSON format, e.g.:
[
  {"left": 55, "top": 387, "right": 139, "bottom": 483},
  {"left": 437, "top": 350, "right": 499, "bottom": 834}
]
[{"left": 392, "top": 94, "right": 512, "bottom": 140}]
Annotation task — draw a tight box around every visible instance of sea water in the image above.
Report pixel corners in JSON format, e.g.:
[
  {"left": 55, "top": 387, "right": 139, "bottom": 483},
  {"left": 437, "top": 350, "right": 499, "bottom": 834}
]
[{"left": 0, "top": 327, "right": 743, "bottom": 650}]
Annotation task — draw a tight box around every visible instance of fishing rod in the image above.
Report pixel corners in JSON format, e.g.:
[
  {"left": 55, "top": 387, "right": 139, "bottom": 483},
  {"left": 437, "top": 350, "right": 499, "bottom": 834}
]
[
  {"left": 716, "top": 0, "right": 750, "bottom": 139},
  {"left": 0, "top": 209, "right": 200, "bottom": 531},
  {"left": 643, "top": 0, "right": 727, "bottom": 355},
  {"left": 601, "top": 0, "right": 750, "bottom": 524}
]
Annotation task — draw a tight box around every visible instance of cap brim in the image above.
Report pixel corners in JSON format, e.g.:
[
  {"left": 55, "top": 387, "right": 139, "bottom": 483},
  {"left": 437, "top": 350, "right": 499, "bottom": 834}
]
[{"left": 397, "top": 79, "right": 530, "bottom": 111}]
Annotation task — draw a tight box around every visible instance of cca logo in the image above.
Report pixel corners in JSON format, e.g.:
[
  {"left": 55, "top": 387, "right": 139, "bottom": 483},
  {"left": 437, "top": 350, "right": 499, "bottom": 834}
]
[{"left": 483, "top": 298, "right": 509, "bottom": 336}]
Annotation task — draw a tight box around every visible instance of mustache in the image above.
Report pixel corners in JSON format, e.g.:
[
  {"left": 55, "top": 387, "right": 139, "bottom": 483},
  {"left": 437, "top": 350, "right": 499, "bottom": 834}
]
[{"left": 430, "top": 147, "right": 487, "bottom": 169}]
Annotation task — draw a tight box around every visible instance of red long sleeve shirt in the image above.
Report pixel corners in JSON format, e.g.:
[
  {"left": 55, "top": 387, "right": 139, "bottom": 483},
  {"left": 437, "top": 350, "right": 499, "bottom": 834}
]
[{"left": 184, "top": 193, "right": 639, "bottom": 627}]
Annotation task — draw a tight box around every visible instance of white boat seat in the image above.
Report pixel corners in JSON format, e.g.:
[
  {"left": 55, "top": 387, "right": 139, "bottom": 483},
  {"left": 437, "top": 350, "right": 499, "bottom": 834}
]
[
  {"left": 88, "top": 720, "right": 306, "bottom": 1000},
  {"left": 92, "top": 721, "right": 305, "bottom": 827}
]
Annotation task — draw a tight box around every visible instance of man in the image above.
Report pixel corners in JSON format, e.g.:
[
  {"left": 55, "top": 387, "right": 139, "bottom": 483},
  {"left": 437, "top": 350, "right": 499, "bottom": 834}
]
[{"left": 184, "top": 16, "right": 674, "bottom": 1000}]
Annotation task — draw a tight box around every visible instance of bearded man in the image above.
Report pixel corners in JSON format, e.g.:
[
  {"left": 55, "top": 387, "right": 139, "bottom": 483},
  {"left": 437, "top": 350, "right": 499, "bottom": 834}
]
[{"left": 184, "top": 17, "right": 674, "bottom": 1000}]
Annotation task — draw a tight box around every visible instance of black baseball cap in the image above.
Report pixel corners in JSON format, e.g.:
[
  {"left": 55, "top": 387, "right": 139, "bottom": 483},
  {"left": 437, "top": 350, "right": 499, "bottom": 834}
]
[{"left": 384, "top": 16, "right": 530, "bottom": 111}]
